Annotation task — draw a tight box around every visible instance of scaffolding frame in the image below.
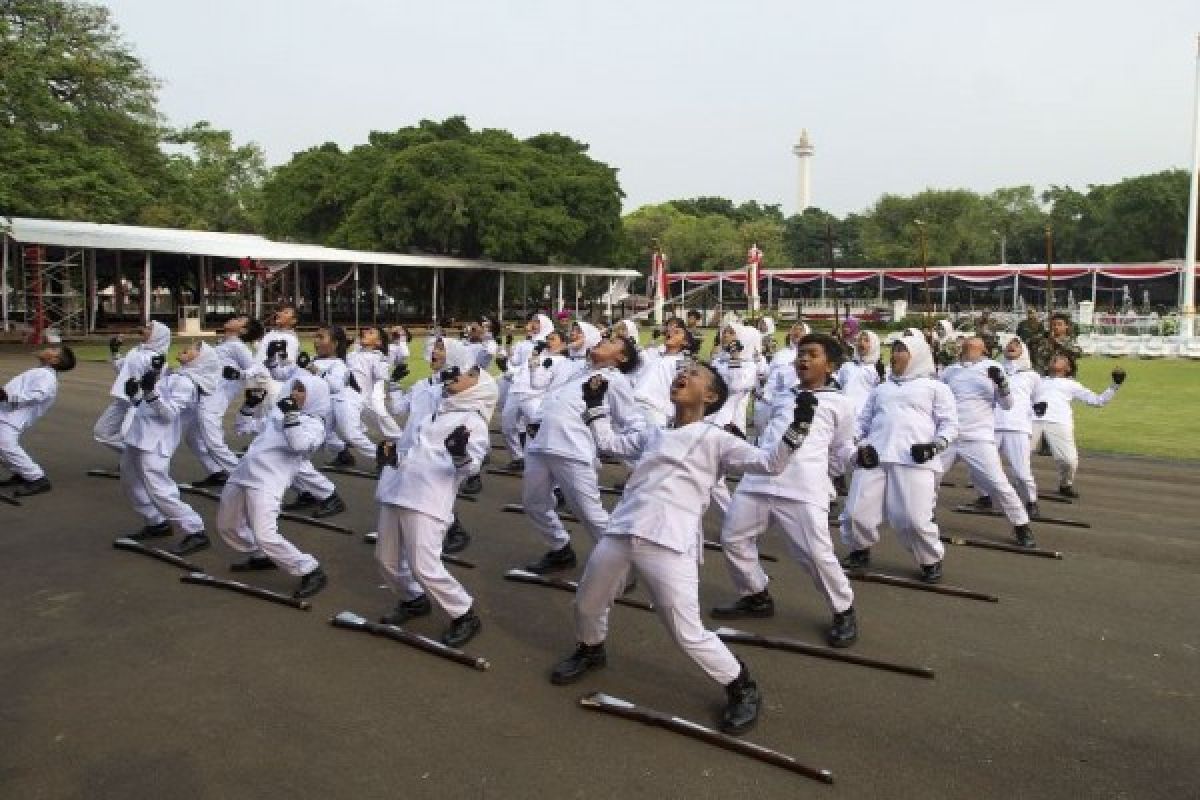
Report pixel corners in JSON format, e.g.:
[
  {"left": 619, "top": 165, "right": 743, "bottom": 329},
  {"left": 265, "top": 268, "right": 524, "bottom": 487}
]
[{"left": 21, "top": 245, "right": 86, "bottom": 342}]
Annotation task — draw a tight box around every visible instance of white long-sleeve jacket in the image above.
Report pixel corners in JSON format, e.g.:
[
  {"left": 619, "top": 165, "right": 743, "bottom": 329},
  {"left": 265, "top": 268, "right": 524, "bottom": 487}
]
[
  {"left": 857, "top": 377, "right": 958, "bottom": 470},
  {"left": 527, "top": 366, "right": 643, "bottom": 463},
  {"left": 994, "top": 370, "right": 1040, "bottom": 434},
  {"left": 1033, "top": 377, "right": 1117, "bottom": 431},
  {"left": 124, "top": 373, "right": 199, "bottom": 458},
  {"left": 587, "top": 415, "right": 797, "bottom": 555},
  {"left": 228, "top": 410, "right": 327, "bottom": 499},
  {"left": 257, "top": 330, "right": 299, "bottom": 368},
  {"left": 941, "top": 359, "right": 1012, "bottom": 442},
  {"left": 632, "top": 351, "right": 685, "bottom": 423},
  {"left": 835, "top": 361, "right": 881, "bottom": 418},
  {"left": 376, "top": 377, "right": 496, "bottom": 524},
  {"left": 738, "top": 385, "right": 857, "bottom": 505},
  {"left": 501, "top": 339, "right": 537, "bottom": 391},
  {"left": 0, "top": 366, "right": 57, "bottom": 432}
]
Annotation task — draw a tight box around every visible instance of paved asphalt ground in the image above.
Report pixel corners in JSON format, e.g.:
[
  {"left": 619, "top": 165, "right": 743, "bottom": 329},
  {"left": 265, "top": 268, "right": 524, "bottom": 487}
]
[{"left": 1, "top": 356, "right": 1196, "bottom": 799}]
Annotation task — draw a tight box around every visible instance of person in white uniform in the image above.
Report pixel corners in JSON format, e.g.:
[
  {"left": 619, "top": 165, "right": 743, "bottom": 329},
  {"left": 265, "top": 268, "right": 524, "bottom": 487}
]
[
  {"left": 189, "top": 315, "right": 263, "bottom": 489},
  {"left": 94, "top": 320, "right": 171, "bottom": 453},
  {"left": 374, "top": 342, "right": 497, "bottom": 647},
  {"left": 713, "top": 334, "right": 860, "bottom": 647},
  {"left": 753, "top": 322, "right": 807, "bottom": 439},
  {"left": 521, "top": 325, "right": 642, "bottom": 574},
  {"left": 975, "top": 336, "right": 1042, "bottom": 515},
  {"left": 280, "top": 325, "right": 348, "bottom": 519},
  {"left": 1031, "top": 355, "right": 1125, "bottom": 498},
  {"left": 0, "top": 344, "right": 76, "bottom": 496},
  {"left": 632, "top": 318, "right": 694, "bottom": 428},
  {"left": 840, "top": 331, "right": 959, "bottom": 583},
  {"left": 548, "top": 362, "right": 809, "bottom": 736},
  {"left": 216, "top": 371, "right": 332, "bottom": 599},
  {"left": 119, "top": 342, "right": 220, "bottom": 557},
  {"left": 496, "top": 313, "right": 553, "bottom": 470},
  {"left": 938, "top": 336, "right": 1036, "bottom": 548},
  {"left": 256, "top": 305, "right": 300, "bottom": 376}
]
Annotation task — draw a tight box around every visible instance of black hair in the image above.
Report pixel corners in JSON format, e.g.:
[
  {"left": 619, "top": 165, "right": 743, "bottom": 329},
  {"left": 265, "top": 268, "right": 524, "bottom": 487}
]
[
  {"left": 798, "top": 333, "right": 845, "bottom": 369},
  {"left": 241, "top": 318, "right": 265, "bottom": 343},
  {"left": 666, "top": 316, "right": 687, "bottom": 329},
  {"left": 1050, "top": 312, "right": 1071, "bottom": 324},
  {"left": 701, "top": 362, "right": 729, "bottom": 416},
  {"left": 681, "top": 329, "right": 699, "bottom": 355},
  {"left": 363, "top": 325, "right": 389, "bottom": 351},
  {"left": 319, "top": 325, "right": 349, "bottom": 360},
  {"left": 614, "top": 337, "right": 641, "bottom": 375},
  {"left": 53, "top": 345, "right": 77, "bottom": 372},
  {"left": 1055, "top": 352, "right": 1078, "bottom": 378},
  {"left": 686, "top": 309, "right": 702, "bottom": 319}
]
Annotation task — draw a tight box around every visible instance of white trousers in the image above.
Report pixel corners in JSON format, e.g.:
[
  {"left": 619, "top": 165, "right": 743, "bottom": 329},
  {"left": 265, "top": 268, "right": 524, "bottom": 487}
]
[
  {"left": 992, "top": 431, "right": 1037, "bottom": 505},
  {"left": 1031, "top": 422, "right": 1078, "bottom": 487},
  {"left": 500, "top": 391, "right": 527, "bottom": 459},
  {"left": 291, "top": 460, "right": 337, "bottom": 500},
  {"left": 333, "top": 393, "right": 376, "bottom": 458},
  {"left": 377, "top": 505, "right": 473, "bottom": 618},
  {"left": 523, "top": 452, "right": 608, "bottom": 549},
  {"left": 576, "top": 535, "right": 741, "bottom": 686},
  {"left": 217, "top": 482, "right": 318, "bottom": 576},
  {"left": 941, "top": 440, "right": 1030, "bottom": 525},
  {"left": 0, "top": 423, "right": 43, "bottom": 480},
  {"left": 195, "top": 398, "right": 239, "bottom": 473},
  {"left": 93, "top": 398, "right": 132, "bottom": 452},
  {"left": 721, "top": 491, "right": 854, "bottom": 614},
  {"left": 119, "top": 447, "right": 205, "bottom": 534},
  {"left": 841, "top": 464, "right": 944, "bottom": 567},
  {"left": 751, "top": 395, "right": 772, "bottom": 442}
]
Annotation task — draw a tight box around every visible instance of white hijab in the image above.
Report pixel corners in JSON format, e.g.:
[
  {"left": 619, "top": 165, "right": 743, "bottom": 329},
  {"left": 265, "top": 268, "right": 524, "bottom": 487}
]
[
  {"left": 856, "top": 331, "right": 881, "bottom": 365},
  {"left": 533, "top": 314, "right": 554, "bottom": 343},
  {"left": 894, "top": 331, "right": 935, "bottom": 382},
  {"left": 617, "top": 319, "right": 639, "bottom": 341},
  {"left": 734, "top": 325, "right": 762, "bottom": 358},
  {"left": 570, "top": 321, "right": 602, "bottom": 358},
  {"left": 442, "top": 339, "right": 477, "bottom": 374},
  {"left": 1000, "top": 334, "right": 1033, "bottom": 374},
  {"left": 440, "top": 369, "right": 499, "bottom": 420},
  {"left": 178, "top": 342, "right": 221, "bottom": 396},
  {"left": 143, "top": 321, "right": 171, "bottom": 354},
  {"left": 290, "top": 371, "right": 332, "bottom": 424}
]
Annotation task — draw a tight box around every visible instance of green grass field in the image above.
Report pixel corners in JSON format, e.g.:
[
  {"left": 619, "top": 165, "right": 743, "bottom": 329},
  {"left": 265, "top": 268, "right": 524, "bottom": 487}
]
[{"left": 23, "top": 332, "right": 1200, "bottom": 462}]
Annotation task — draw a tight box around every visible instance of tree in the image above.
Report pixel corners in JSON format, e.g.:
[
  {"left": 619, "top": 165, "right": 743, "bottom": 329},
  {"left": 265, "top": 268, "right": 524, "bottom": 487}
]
[{"left": 0, "top": 0, "right": 168, "bottom": 222}]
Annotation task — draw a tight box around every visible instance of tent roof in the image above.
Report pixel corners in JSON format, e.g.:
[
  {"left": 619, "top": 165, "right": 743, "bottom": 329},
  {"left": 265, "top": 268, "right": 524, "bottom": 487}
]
[{"left": 1, "top": 217, "right": 641, "bottom": 278}]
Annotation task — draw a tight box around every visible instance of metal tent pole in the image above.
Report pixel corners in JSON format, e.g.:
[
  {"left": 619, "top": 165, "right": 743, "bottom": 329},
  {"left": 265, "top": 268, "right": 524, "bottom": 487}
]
[
  {"left": 1, "top": 236, "right": 9, "bottom": 332},
  {"left": 143, "top": 252, "right": 153, "bottom": 325},
  {"left": 497, "top": 272, "right": 505, "bottom": 325}
]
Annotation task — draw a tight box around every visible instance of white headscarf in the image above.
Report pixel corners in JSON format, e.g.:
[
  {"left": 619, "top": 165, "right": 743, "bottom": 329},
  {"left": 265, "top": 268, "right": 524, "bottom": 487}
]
[
  {"left": 442, "top": 339, "right": 477, "bottom": 374},
  {"left": 617, "top": 319, "right": 639, "bottom": 341},
  {"left": 533, "top": 314, "right": 554, "bottom": 343},
  {"left": 290, "top": 371, "right": 332, "bottom": 424},
  {"left": 440, "top": 369, "right": 499, "bottom": 420},
  {"left": 178, "top": 342, "right": 221, "bottom": 396},
  {"left": 759, "top": 316, "right": 776, "bottom": 335},
  {"left": 894, "top": 331, "right": 935, "bottom": 382},
  {"left": 935, "top": 319, "right": 955, "bottom": 343},
  {"left": 734, "top": 325, "right": 762, "bottom": 358},
  {"left": 570, "top": 321, "right": 602, "bottom": 358},
  {"left": 856, "top": 331, "right": 881, "bottom": 365},
  {"left": 143, "top": 321, "right": 171, "bottom": 354},
  {"left": 1000, "top": 335, "right": 1033, "bottom": 374}
]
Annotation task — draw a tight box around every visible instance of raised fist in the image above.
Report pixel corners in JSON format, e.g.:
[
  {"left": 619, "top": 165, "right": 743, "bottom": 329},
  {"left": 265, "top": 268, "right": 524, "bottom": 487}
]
[
  {"left": 651, "top": 329, "right": 662, "bottom": 340},
  {"left": 542, "top": 358, "right": 553, "bottom": 369},
  {"left": 296, "top": 351, "right": 311, "bottom": 369},
  {"left": 533, "top": 341, "right": 547, "bottom": 356},
  {"left": 150, "top": 355, "right": 165, "bottom": 370},
  {"left": 222, "top": 366, "right": 241, "bottom": 381},
  {"left": 444, "top": 425, "right": 470, "bottom": 458},
  {"left": 244, "top": 388, "right": 267, "bottom": 408},
  {"left": 1111, "top": 367, "right": 1126, "bottom": 385},
  {"left": 376, "top": 440, "right": 398, "bottom": 470},
  {"left": 856, "top": 444, "right": 880, "bottom": 469},
  {"left": 277, "top": 396, "right": 299, "bottom": 415},
  {"left": 582, "top": 375, "right": 609, "bottom": 409},
  {"left": 793, "top": 390, "right": 819, "bottom": 428},
  {"left": 987, "top": 365, "right": 1006, "bottom": 385},
  {"left": 910, "top": 442, "right": 939, "bottom": 464},
  {"left": 495, "top": 355, "right": 509, "bottom": 372},
  {"left": 139, "top": 369, "right": 159, "bottom": 393},
  {"left": 1032, "top": 401, "right": 1047, "bottom": 417},
  {"left": 390, "top": 363, "right": 409, "bottom": 383},
  {"left": 266, "top": 340, "right": 287, "bottom": 358},
  {"left": 108, "top": 336, "right": 121, "bottom": 356},
  {"left": 725, "top": 341, "right": 744, "bottom": 355},
  {"left": 124, "top": 378, "right": 140, "bottom": 400},
  {"left": 504, "top": 334, "right": 514, "bottom": 347},
  {"left": 874, "top": 361, "right": 887, "bottom": 382},
  {"left": 439, "top": 366, "right": 462, "bottom": 384}
]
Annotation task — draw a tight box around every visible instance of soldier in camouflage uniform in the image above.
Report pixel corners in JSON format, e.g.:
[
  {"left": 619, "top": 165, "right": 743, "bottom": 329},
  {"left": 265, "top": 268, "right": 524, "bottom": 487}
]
[
  {"left": 1027, "top": 313, "right": 1082, "bottom": 374},
  {"left": 1015, "top": 309, "right": 1042, "bottom": 344}
]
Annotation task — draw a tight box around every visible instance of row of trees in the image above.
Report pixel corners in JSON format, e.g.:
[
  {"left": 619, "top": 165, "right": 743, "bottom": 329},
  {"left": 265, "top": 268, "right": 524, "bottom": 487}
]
[{"left": 2, "top": 0, "right": 1194, "bottom": 287}]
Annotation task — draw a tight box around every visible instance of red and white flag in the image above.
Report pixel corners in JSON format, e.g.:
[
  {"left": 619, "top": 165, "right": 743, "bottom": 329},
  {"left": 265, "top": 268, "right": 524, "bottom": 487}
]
[{"left": 651, "top": 246, "right": 668, "bottom": 300}]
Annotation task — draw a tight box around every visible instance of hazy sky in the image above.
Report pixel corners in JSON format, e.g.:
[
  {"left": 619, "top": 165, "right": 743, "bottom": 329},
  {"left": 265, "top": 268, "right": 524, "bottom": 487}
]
[{"left": 102, "top": 0, "right": 1198, "bottom": 216}]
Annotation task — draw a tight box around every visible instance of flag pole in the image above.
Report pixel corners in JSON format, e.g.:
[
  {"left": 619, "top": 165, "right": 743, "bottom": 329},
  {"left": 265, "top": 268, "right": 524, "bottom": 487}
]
[{"left": 1181, "top": 33, "right": 1200, "bottom": 339}]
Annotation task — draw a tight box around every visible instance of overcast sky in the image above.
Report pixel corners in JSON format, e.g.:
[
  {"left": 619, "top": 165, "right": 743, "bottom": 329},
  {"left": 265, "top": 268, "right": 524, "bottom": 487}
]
[{"left": 102, "top": 0, "right": 1198, "bottom": 217}]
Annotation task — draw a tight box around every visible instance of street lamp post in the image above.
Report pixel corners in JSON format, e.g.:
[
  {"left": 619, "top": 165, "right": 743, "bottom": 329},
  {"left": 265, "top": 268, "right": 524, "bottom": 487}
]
[
  {"left": 992, "top": 229, "right": 1007, "bottom": 265},
  {"left": 915, "top": 220, "right": 931, "bottom": 330}
]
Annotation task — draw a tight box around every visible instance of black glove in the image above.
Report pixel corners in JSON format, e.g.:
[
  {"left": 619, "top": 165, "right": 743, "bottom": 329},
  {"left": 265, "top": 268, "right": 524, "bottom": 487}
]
[
  {"left": 150, "top": 355, "right": 165, "bottom": 370},
  {"left": 504, "top": 334, "right": 513, "bottom": 347},
  {"left": 856, "top": 444, "right": 880, "bottom": 469},
  {"left": 723, "top": 423, "right": 746, "bottom": 440},
  {"left": 108, "top": 336, "right": 121, "bottom": 356},
  {"left": 1111, "top": 367, "right": 1126, "bottom": 385},
  {"left": 376, "top": 440, "right": 398, "bottom": 470},
  {"left": 390, "top": 363, "right": 409, "bottom": 383},
  {"left": 542, "top": 358, "right": 553, "bottom": 369},
  {"left": 444, "top": 425, "right": 470, "bottom": 459},
  {"left": 1033, "top": 401, "right": 1048, "bottom": 417},
  {"left": 533, "top": 341, "right": 547, "bottom": 356},
  {"left": 725, "top": 341, "right": 744, "bottom": 355},
  {"left": 277, "top": 396, "right": 299, "bottom": 415},
  {"left": 439, "top": 366, "right": 461, "bottom": 384},
  {"left": 496, "top": 355, "right": 509, "bottom": 372},
  {"left": 793, "top": 391, "right": 818, "bottom": 428},
  {"left": 267, "top": 340, "right": 287, "bottom": 359},
  {"left": 651, "top": 329, "right": 662, "bottom": 340},
  {"left": 582, "top": 375, "right": 609, "bottom": 409},
  {"left": 296, "top": 351, "right": 311, "bottom": 369},
  {"left": 0, "top": 388, "right": 8, "bottom": 403},
  {"left": 124, "top": 378, "right": 140, "bottom": 400},
  {"left": 987, "top": 366, "right": 1009, "bottom": 390},
  {"left": 910, "top": 442, "right": 939, "bottom": 464},
  {"left": 875, "top": 361, "right": 887, "bottom": 382},
  {"left": 139, "top": 370, "right": 159, "bottom": 393},
  {"left": 244, "top": 388, "right": 267, "bottom": 408},
  {"left": 222, "top": 366, "right": 241, "bottom": 381}
]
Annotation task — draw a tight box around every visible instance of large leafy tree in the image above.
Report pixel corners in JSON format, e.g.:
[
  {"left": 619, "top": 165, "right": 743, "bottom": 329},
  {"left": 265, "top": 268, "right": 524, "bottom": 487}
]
[{"left": 0, "top": 0, "right": 167, "bottom": 221}]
